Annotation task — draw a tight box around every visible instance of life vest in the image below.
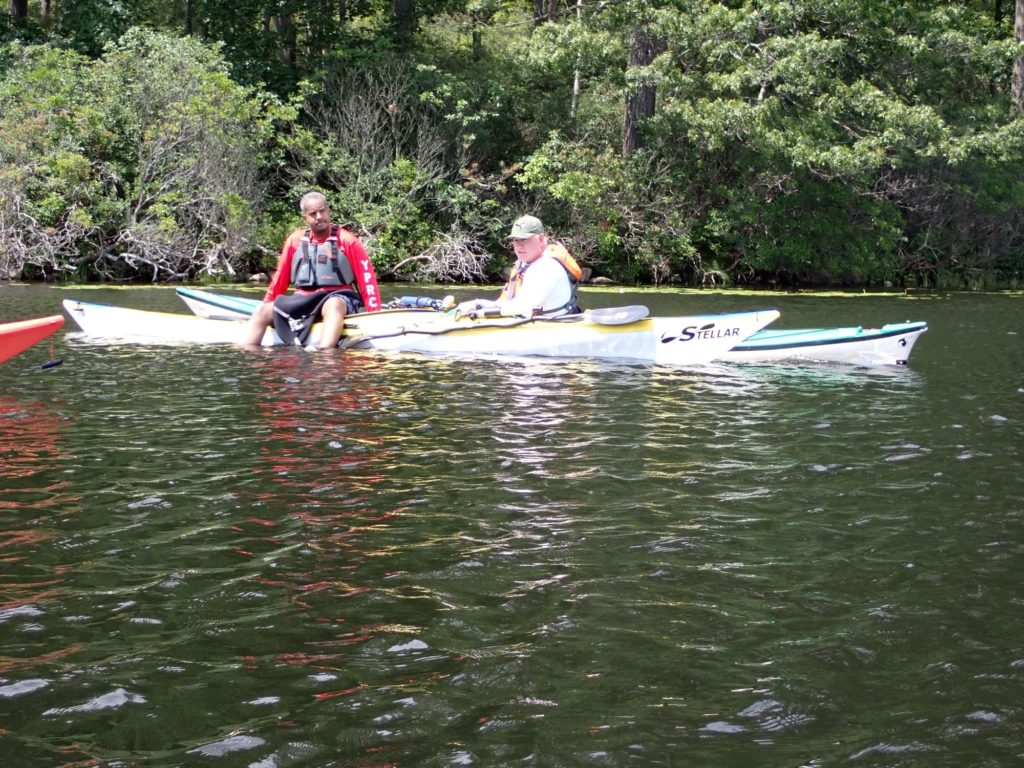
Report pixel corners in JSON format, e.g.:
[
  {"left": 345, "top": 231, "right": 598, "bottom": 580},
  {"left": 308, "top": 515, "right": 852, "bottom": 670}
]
[
  {"left": 499, "top": 242, "right": 583, "bottom": 314},
  {"left": 290, "top": 225, "right": 357, "bottom": 290}
]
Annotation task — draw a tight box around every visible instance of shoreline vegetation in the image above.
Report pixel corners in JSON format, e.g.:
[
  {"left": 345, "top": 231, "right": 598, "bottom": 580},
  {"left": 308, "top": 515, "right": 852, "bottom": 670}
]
[{"left": 2, "top": 3, "right": 1024, "bottom": 291}]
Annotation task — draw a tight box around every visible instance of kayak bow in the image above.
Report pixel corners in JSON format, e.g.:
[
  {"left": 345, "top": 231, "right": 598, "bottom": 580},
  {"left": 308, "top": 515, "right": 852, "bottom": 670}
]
[{"left": 0, "top": 315, "right": 65, "bottom": 365}]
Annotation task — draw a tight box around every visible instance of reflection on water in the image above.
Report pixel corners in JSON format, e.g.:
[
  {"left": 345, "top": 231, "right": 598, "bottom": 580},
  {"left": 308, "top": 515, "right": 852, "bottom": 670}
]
[
  {"left": 0, "top": 396, "right": 79, "bottom": 688},
  {"left": 0, "top": 395, "right": 71, "bottom": 491},
  {"left": 0, "top": 288, "right": 1022, "bottom": 766}
]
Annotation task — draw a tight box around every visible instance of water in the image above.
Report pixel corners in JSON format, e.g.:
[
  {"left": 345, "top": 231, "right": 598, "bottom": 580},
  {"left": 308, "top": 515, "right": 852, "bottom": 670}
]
[{"left": 1, "top": 284, "right": 1022, "bottom": 767}]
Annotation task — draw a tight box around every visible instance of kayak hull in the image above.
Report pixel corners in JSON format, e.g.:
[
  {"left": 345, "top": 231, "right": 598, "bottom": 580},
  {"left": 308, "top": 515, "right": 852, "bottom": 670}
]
[
  {"left": 62, "top": 299, "right": 779, "bottom": 367},
  {"left": 343, "top": 309, "right": 780, "bottom": 366},
  {"left": 726, "top": 322, "right": 927, "bottom": 366},
  {"left": 63, "top": 300, "right": 261, "bottom": 345},
  {"left": 0, "top": 315, "right": 65, "bottom": 365},
  {"left": 175, "top": 288, "right": 928, "bottom": 367}
]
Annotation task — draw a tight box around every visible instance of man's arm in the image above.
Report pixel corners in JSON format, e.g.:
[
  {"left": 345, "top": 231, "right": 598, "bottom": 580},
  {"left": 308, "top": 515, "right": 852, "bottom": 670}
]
[
  {"left": 342, "top": 234, "right": 382, "bottom": 312},
  {"left": 263, "top": 232, "right": 299, "bottom": 302}
]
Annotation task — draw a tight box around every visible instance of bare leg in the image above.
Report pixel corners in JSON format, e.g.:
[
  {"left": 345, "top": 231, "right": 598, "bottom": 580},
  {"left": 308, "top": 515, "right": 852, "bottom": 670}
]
[
  {"left": 317, "top": 295, "right": 348, "bottom": 349},
  {"left": 241, "top": 301, "right": 275, "bottom": 347}
]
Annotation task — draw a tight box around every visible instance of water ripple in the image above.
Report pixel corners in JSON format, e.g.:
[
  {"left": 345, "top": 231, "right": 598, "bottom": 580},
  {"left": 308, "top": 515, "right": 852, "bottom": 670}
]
[{"left": 0, "top": 290, "right": 1022, "bottom": 765}]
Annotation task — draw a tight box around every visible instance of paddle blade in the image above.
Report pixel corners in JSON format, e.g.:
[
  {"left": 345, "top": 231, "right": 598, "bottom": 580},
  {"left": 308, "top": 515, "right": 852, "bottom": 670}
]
[{"left": 581, "top": 306, "right": 650, "bottom": 325}]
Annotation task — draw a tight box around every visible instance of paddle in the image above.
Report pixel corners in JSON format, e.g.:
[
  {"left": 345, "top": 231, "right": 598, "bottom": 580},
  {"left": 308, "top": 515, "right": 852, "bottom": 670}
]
[
  {"left": 458, "top": 304, "right": 650, "bottom": 324},
  {"left": 571, "top": 305, "right": 649, "bottom": 325}
]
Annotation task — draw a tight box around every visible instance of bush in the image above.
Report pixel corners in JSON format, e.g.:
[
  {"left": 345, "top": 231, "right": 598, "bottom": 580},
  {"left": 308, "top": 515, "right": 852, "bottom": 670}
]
[{"left": 0, "top": 30, "right": 287, "bottom": 281}]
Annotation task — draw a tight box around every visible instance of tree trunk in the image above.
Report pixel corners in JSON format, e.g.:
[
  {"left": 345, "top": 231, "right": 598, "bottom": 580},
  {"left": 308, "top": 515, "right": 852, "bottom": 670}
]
[
  {"left": 533, "top": 0, "right": 544, "bottom": 27},
  {"left": 571, "top": 1, "right": 583, "bottom": 117},
  {"left": 274, "top": 14, "right": 297, "bottom": 69},
  {"left": 623, "top": 26, "right": 664, "bottom": 156},
  {"left": 9, "top": 0, "right": 28, "bottom": 21},
  {"left": 393, "top": 0, "right": 415, "bottom": 39},
  {"left": 548, "top": 0, "right": 558, "bottom": 23},
  {"left": 1014, "top": 0, "right": 1024, "bottom": 114},
  {"left": 184, "top": 0, "right": 193, "bottom": 35},
  {"left": 472, "top": 24, "right": 482, "bottom": 61}
]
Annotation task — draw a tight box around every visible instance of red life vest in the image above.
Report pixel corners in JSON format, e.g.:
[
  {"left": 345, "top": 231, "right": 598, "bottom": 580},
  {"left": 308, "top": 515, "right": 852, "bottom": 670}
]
[{"left": 290, "top": 225, "right": 357, "bottom": 290}]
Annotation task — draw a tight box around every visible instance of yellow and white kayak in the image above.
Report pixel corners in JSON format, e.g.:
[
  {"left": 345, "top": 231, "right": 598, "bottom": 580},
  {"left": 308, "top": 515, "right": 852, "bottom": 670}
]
[
  {"left": 61, "top": 299, "right": 780, "bottom": 367},
  {"left": 176, "top": 288, "right": 928, "bottom": 367}
]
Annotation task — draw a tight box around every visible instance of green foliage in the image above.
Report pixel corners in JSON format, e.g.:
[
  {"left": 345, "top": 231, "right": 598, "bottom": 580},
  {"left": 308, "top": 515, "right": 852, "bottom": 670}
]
[
  {"left": 541, "top": 0, "right": 1024, "bottom": 286},
  {"left": 275, "top": 54, "right": 512, "bottom": 279},
  {"left": 57, "top": 0, "right": 134, "bottom": 56},
  {"left": 0, "top": 30, "right": 287, "bottom": 281},
  {"left": 2, "top": 0, "right": 1023, "bottom": 287},
  {"left": 697, "top": 176, "right": 906, "bottom": 285}
]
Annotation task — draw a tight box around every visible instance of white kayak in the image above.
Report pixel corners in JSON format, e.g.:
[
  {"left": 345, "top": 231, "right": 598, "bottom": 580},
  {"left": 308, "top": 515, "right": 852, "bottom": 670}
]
[
  {"left": 722, "top": 321, "right": 927, "bottom": 366},
  {"left": 175, "top": 287, "right": 928, "bottom": 367},
  {"left": 177, "top": 287, "right": 260, "bottom": 320},
  {"left": 61, "top": 298, "right": 780, "bottom": 367}
]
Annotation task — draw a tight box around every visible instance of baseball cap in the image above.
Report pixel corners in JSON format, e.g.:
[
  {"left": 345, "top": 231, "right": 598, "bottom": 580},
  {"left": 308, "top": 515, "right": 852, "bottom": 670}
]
[{"left": 508, "top": 215, "right": 545, "bottom": 239}]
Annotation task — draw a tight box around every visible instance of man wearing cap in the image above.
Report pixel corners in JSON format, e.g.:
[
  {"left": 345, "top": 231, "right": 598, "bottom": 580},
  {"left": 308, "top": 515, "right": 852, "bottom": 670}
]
[{"left": 457, "top": 215, "right": 583, "bottom": 318}]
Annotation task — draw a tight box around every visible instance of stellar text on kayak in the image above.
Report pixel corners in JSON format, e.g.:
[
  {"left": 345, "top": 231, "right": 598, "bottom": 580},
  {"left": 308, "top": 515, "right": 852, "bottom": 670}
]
[{"left": 659, "top": 323, "right": 741, "bottom": 345}]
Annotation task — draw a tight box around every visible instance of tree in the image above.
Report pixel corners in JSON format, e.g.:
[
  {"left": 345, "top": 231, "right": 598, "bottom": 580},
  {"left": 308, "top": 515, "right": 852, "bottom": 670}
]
[
  {"left": 283, "top": 57, "right": 486, "bottom": 277},
  {"left": 622, "top": 23, "right": 663, "bottom": 156},
  {"left": 3, "top": 0, "right": 1023, "bottom": 287},
  {"left": 0, "top": 30, "right": 287, "bottom": 281},
  {"left": 7, "top": 0, "right": 26, "bottom": 22},
  {"left": 515, "top": 0, "right": 1024, "bottom": 286},
  {"left": 392, "top": 0, "right": 416, "bottom": 42},
  {"left": 1014, "top": 0, "right": 1024, "bottom": 113}
]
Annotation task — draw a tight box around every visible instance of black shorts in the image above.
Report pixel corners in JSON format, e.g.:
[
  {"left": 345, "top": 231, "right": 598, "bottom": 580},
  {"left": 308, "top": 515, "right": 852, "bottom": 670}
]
[{"left": 272, "top": 290, "right": 362, "bottom": 345}]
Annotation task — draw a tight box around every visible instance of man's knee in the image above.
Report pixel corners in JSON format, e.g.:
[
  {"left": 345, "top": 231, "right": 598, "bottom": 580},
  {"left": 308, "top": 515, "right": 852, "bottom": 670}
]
[
  {"left": 253, "top": 302, "right": 273, "bottom": 323},
  {"left": 321, "top": 295, "right": 348, "bottom": 319}
]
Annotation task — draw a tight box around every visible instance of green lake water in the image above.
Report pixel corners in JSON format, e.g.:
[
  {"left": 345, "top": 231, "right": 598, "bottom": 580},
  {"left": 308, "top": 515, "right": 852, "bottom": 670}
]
[{"left": 1, "top": 284, "right": 1022, "bottom": 767}]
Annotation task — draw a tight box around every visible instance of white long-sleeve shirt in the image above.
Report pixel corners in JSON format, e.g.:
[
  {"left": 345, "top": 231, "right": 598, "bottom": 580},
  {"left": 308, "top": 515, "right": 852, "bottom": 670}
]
[{"left": 497, "top": 251, "right": 573, "bottom": 317}]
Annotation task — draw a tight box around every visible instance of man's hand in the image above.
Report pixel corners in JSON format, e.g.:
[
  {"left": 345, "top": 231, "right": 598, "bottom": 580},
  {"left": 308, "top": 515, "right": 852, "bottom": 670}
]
[{"left": 455, "top": 299, "right": 499, "bottom": 319}]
